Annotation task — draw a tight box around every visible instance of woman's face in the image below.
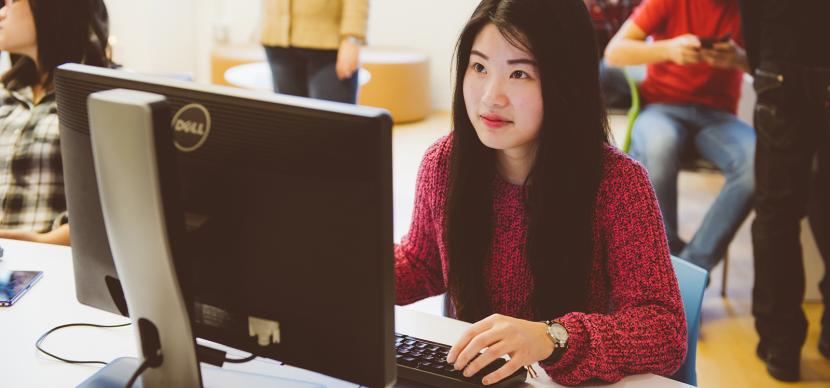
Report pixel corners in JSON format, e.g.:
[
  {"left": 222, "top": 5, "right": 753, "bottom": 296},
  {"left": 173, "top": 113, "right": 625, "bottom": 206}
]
[
  {"left": 0, "top": 0, "right": 37, "bottom": 58},
  {"left": 463, "top": 23, "right": 543, "bottom": 157}
]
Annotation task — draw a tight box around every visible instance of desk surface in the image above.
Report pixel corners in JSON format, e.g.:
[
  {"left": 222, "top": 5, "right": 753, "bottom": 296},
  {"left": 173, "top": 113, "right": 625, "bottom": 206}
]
[{"left": 0, "top": 239, "right": 690, "bottom": 388}]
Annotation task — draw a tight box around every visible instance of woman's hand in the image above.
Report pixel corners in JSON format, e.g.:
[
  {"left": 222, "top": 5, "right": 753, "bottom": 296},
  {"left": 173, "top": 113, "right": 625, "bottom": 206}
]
[
  {"left": 446, "top": 314, "right": 554, "bottom": 385},
  {"left": 336, "top": 38, "right": 360, "bottom": 81}
]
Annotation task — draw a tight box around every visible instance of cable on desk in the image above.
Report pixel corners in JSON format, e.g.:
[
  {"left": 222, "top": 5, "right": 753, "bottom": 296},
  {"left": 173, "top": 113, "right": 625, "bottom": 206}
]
[
  {"left": 125, "top": 358, "right": 150, "bottom": 388},
  {"left": 196, "top": 343, "right": 258, "bottom": 366},
  {"left": 224, "top": 353, "right": 257, "bottom": 363},
  {"left": 35, "top": 322, "right": 131, "bottom": 365}
]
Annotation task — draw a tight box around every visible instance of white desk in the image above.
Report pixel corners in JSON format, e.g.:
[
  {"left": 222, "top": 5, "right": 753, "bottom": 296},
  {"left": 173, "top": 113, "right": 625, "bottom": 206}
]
[{"left": 0, "top": 239, "right": 690, "bottom": 387}]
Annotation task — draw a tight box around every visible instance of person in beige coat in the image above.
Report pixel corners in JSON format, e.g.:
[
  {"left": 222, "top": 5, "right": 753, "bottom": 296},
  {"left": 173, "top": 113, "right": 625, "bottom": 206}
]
[{"left": 260, "top": 0, "right": 368, "bottom": 103}]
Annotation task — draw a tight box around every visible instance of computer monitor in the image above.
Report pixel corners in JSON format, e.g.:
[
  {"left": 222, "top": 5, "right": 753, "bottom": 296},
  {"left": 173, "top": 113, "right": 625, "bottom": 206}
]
[{"left": 56, "top": 64, "right": 395, "bottom": 387}]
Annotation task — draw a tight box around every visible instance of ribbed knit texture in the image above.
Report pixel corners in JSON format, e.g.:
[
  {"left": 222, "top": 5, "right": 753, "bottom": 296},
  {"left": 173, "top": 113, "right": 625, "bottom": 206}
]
[{"left": 395, "top": 135, "right": 687, "bottom": 385}]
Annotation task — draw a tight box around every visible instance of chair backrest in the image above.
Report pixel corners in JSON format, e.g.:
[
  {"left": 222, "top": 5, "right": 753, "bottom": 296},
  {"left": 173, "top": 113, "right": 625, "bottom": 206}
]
[{"left": 670, "top": 255, "right": 708, "bottom": 386}]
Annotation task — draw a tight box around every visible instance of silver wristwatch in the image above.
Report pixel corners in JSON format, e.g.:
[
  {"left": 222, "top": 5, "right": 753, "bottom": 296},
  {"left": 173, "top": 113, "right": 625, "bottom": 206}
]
[{"left": 542, "top": 320, "right": 569, "bottom": 363}]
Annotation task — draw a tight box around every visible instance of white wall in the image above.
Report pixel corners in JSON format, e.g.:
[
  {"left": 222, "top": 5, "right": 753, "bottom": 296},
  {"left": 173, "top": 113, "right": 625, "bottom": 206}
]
[
  {"left": 104, "top": 0, "right": 480, "bottom": 110},
  {"left": 105, "top": 0, "right": 198, "bottom": 78},
  {"left": 367, "top": 1, "right": 479, "bottom": 110}
]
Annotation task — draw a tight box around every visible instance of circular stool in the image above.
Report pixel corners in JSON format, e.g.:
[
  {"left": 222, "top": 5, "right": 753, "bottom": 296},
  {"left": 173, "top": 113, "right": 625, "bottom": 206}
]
[{"left": 358, "top": 48, "right": 430, "bottom": 123}]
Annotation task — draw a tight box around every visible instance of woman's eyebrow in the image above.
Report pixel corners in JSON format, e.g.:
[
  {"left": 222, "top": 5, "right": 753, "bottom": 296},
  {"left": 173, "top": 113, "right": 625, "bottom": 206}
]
[
  {"left": 471, "top": 49, "right": 536, "bottom": 66},
  {"left": 471, "top": 50, "right": 489, "bottom": 60},
  {"left": 507, "top": 58, "right": 537, "bottom": 66},
  {"left": 470, "top": 50, "right": 537, "bottom": 66}
]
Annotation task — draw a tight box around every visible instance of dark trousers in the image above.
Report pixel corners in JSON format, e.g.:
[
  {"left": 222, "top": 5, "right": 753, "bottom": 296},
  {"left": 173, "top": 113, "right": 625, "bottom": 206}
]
[
  {"left": 263, "top": 45, "right": 358, "bottom": 104},
  {"left": 752, "top": 60, "right": 830, "bottom": 354}
]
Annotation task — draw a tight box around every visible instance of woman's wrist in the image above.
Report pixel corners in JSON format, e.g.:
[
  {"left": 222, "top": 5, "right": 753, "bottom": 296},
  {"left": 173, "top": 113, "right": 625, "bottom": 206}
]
[
  {"left": 538, "top": 321, "right": 556, "bottom": 361},
  {"left": 539, "top": 319, "right": 569, "bottom": 364},
  {"left": 342, "top": 35, "right": 365, "bottom": 46}
]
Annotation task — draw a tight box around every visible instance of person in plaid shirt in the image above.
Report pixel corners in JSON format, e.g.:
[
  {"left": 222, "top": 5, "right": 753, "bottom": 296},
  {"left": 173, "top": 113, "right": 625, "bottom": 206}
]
[{"left": 0, "top": 0, "right": 114, "bottom": 245}]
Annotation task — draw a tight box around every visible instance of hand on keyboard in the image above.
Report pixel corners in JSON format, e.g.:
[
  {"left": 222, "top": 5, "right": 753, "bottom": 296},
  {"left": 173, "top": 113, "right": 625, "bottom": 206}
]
[
  {"left": 446, "top": 314, "right": 555, "bottom": 385},
  {"left": 395, "top": 333, "right": 526, "bottom": 388}
]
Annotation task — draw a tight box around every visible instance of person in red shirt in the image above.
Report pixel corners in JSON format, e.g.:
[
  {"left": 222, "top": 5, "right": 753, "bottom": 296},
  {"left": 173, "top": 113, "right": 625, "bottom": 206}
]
[
  {"left": 395, "top": 0, "right": 686, "bottom": 385},
  {"left": 604, "top": 0, "right": 754, "bottom": 274}
]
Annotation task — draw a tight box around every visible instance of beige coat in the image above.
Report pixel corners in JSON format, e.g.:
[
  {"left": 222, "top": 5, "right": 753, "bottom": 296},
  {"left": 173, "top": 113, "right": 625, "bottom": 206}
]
[{"left": 260, "top": 0, "right": 368, "bottom": 50}]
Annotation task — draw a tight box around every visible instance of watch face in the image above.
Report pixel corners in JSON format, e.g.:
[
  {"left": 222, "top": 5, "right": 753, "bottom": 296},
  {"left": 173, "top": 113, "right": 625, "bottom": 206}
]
[{"left": 549, "top": 323, "right": 569, "bottom": 343}]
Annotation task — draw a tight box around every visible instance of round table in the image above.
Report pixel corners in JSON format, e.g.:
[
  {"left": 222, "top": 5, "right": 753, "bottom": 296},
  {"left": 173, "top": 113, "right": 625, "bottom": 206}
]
[{"left": 224, "top": 62, "right": 371, "bottom": 92}]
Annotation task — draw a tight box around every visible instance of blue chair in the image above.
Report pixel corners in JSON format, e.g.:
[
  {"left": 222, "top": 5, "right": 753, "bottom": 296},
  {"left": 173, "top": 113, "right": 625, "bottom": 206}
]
[{"left": 670, "top": 255, "right": 709, "bottom": 386}]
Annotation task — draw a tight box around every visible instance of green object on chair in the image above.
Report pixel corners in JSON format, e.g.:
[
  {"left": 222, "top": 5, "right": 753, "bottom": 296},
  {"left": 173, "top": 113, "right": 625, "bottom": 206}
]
[{"left": 622, "top": 68, "right": 640, "bottom": 154}]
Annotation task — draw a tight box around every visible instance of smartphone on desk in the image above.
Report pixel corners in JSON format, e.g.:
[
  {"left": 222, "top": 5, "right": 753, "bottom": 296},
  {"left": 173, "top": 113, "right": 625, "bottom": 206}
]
[{"left": 0, "top": 270, "right": 43, "bottom": 306}]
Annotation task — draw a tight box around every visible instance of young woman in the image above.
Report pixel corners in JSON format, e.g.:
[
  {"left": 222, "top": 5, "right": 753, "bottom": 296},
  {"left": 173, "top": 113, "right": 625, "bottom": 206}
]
[
  {"left": 394, "top": 0, "right": 686, "bottom": 385},
  {"left": 0, "top": 0, "right": 113, "bottom": 245}
]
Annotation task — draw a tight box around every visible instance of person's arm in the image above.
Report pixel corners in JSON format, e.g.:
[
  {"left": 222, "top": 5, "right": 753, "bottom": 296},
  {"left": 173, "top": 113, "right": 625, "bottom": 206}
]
[
  {"left": 0, "top": 224, "right": 70, "bottom": 246},
  {"left": 604, "top": 20, "right": 702, "bottom": 66},
  {"left": 395, "top": 139, "right": 449, "bottom": 305},
  {"left": 443, "top": 156, "right": 686, "bottom": 386},
  {"left": 335, "top": 0, "right": 368, "bottom": 80},
  {"left": 537, "top": 158, "right": 686, "bottom": 385}
]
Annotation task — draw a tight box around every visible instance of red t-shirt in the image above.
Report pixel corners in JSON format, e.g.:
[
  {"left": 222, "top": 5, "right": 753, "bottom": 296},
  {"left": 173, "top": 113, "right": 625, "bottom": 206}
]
[{"left": 631, "top": 0, "right": 744, "bottom": 113}]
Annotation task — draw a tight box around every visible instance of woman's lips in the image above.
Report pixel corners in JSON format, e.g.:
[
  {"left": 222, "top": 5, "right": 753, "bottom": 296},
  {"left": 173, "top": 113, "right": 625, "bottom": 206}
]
[{"left": 480, "top": 114, "right": 512, "bottom": 129}]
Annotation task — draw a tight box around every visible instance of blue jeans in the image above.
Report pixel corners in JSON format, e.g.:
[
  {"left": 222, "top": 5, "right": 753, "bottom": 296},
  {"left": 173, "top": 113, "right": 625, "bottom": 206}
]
[
  {"left": 263, "top": 45, "right": 358, "bottom": 104},
  {"left": 630, "top": 103, "right": 756, "bottom": 271}
]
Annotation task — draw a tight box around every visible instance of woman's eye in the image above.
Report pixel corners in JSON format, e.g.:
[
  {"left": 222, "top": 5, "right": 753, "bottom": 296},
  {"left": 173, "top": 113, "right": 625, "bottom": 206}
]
[
  {"left": 472, "top": 63, "right": 486, "bottom": 73},
  {"left": 510, "top": 70, "right": 529, "bottom": 79}
]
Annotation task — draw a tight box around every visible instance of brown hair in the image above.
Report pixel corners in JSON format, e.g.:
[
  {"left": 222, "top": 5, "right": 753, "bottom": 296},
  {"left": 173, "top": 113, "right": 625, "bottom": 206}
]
[
  {"left": 2, "top": 0, "right": 115, "bottom": 90},
  {"left": 446, "top": 0, "right": 609, "bottom": 322}
]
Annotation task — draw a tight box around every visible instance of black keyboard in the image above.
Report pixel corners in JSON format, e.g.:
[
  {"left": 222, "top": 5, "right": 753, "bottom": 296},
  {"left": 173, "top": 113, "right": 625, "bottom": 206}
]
[{"left": 395, "top": 333, "right": 527, "bottom": 388}]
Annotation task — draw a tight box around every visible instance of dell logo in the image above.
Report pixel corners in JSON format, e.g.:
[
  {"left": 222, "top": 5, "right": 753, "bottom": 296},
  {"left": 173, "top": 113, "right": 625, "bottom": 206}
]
[
  {"left": 174, "top": 119, "right": 206, "bottom": 136},
  {"left": 171, "top": 103, "right": 211, "bottom": 152}
]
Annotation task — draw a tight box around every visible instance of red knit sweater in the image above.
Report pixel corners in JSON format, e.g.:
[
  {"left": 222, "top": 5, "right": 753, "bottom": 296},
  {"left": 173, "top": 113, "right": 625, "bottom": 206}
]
[{"left": 394, "top": 135, "right": 687, "bottom": 385}]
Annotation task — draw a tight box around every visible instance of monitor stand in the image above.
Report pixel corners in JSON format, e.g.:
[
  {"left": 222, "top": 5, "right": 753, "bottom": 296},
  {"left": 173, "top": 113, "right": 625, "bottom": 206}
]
[
  {"left": 78, "top": 357, "right": 322, "bottom": 388},
  {"left": 83, "top": 89, "right": 317, "bottom": 388}
]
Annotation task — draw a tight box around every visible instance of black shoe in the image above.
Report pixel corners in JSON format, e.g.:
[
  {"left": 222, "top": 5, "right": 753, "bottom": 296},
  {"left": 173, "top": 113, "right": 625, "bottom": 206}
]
[
  {"left": 756, "top": 343, "right": 800, "bottom": 382},
  {"left": 820, "top": 332, "right": 830, "bottom": 360}
]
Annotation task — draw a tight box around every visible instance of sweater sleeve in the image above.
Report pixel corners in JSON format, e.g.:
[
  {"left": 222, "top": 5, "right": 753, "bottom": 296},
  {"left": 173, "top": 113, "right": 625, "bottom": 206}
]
[
  {"left": 541, "top": 155, "right": 687, "bottom": 385},
  {"left": 340, "top": 0, "right": 369, "bottom": 40},
  {"left": 395, "top": 139, "right": 449, "bottom": 305}
]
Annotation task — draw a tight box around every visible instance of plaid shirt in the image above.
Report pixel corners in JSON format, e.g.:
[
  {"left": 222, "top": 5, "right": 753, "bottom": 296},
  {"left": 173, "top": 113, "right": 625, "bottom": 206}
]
[{"left": 0, "top": 86, "right": 67, "bottom": 232}]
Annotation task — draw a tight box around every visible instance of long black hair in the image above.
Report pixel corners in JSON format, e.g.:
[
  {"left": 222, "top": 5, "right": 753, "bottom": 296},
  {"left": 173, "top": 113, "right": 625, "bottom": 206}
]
[
  {"left": 2, "top": 0, "right": 115, "bottom": 90},
  {"left": 446, "top": 0, "right": 610, "bottom": 322}
]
